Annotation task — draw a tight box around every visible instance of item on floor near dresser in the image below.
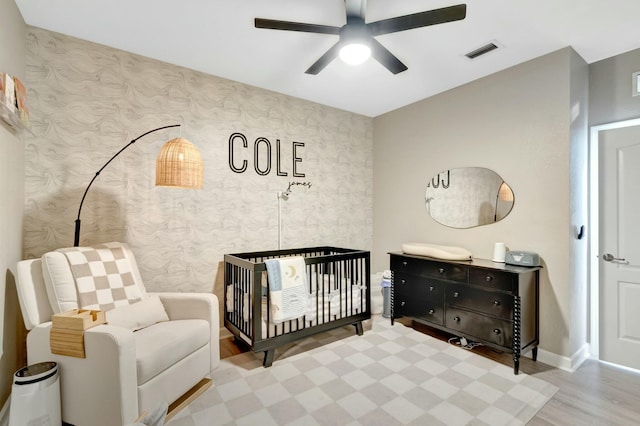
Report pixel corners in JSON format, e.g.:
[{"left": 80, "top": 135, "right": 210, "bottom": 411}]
[
  {"left": 493, "top": 242, "right": 507, "bottom": 262},
  {"left": 224, "top": 247, "right": 371, "bottom": 367},
  {"left": 401, "top": 242, "right": 472, "bottom": 260},
  {"left": 505, "top": 250, "right": 541, "bottom": 267},
  {"left": 381, "top": 272, "right": 392, "bottom": 319},
  {"left": 389, "top": 252, "right": 540, "bottom": 374}
]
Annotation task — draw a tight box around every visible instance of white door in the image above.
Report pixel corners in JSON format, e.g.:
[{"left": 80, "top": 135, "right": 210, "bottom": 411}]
[{"left": 599, "top": 124, "right": 640, "bottom": 370}]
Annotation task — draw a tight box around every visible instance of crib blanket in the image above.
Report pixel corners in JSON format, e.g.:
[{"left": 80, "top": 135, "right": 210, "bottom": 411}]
[{"left": 264, "top": 257, "right": 309, "bottom": 323}]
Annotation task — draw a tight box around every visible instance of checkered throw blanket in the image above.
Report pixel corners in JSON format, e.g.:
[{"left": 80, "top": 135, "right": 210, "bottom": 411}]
[{"left": 58, "top": 243, "right": 143, "bottom": 311}]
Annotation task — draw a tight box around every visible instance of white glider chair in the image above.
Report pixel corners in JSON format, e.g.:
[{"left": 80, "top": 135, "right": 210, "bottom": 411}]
[{"left": 15, "top": 242, "right": 220, "bottom": 426}]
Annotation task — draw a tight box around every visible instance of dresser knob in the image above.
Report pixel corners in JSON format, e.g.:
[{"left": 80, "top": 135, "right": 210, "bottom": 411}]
[
  {"left": 453, "top": 292, "right": 459, "bottom": 298},
  {"left": 401, "top": 279, "right": 406, "bottom": 284},
  {"left": 401, "top": 301, "right": 406, "bottom": 306},
  {"left": 428, "top": 309, "right": 435, "bottom": 314},
  {"left": 453, "top": 316, "right": 460, "bottom": 322},
  {"left": 438, "top": 268, "right": 445, "bottom": 274},
  {"left": 493, "top": 300, "right": 501, "bottom": 306},
  {"left": 402, "top": 261, "right": 408, "bottom": 266},
  {"left": 485, "top": 276, "right": 493, "bottom": 282},
  {"left": 493, "top": 328, "right": 501, "bottom": 335},
  {"left": 429, "top": 286, "right": 435, "bottom": 292}
]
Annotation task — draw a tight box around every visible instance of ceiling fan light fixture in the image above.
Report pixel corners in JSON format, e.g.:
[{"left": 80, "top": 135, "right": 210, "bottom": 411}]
[
  {"left": 339, "top": 42, "right": 371, "bottom": 65},
  {"left": 255, "top": 3, "right": 467, "bottom": 74},
  {"left": 338, "top": 19, "right": 371, "bottom": 66}
]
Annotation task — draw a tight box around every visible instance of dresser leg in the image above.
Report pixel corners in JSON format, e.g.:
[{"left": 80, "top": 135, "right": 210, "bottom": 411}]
[
  {"left": 532, "top": 346, "right": 538, "bottom": 361},
  {"left": 513, "top": 357, "right": 520, "bottom": 375}
]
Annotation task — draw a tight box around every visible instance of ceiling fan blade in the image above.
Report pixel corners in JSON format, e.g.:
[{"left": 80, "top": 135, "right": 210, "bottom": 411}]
[
  {"left": 305, "top": 42, "right": 341, "bottom": 75},
  {"left": 255, "top": 18, "right": 340, "bottom": 35},
  {"left": 367, "top": 4, "right": 467, "bottom": 36},
  {"left": 370, "top": 38, "right": 408, "bottom": 74}
]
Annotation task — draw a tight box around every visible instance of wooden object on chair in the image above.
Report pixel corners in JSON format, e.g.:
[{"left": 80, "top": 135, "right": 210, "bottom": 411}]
[{"left": 50, "top": 309, "right": 105, "bottom": 358}]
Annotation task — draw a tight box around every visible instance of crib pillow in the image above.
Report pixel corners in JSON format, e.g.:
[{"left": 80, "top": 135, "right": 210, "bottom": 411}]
[{"left": 402, "top": 242, "right": 472, "bottom": 261}]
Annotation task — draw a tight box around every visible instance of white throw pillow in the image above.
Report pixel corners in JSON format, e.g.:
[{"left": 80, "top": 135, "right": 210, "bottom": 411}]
[{"left": 106, "top": 295, "right": 169, "bottom": 331}]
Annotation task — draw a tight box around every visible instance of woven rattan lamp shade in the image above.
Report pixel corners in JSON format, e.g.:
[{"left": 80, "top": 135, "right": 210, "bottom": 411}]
[{"left": 155, "top": 137, "right": 203, "bottom": 188}]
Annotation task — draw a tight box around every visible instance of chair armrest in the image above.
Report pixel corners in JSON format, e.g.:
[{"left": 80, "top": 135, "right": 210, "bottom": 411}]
[
  {"left": 152, "top": 292, "right": 220, "bottom": 371},
  {"left": 27, "top": 322, "right": 138, "bottom": 426},
  {"left": 154, "top": 292, "right": 218, "bottom": 323}
]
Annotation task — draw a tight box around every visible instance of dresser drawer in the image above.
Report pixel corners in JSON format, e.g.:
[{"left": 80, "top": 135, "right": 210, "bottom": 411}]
[
  {"left": 469, "top": 268, "right": 515, "bottom": 292},
  {"left": 393, "top": 273, "right": 445, "bottom": 302},
  {"left": 445, "top": 308, "right": 513, "bottom": 347},
  {"left": 393, "top": 274, "right": 444, "bottom": 325},
  {"left": 391, "top": 256, "right": 468, "bottom": 282},
  {"left": 394, "top": 292, "right": 444, "bottom": 325},
  {"left": 446, "top": 284, "right": 514, "bottom": 320}
]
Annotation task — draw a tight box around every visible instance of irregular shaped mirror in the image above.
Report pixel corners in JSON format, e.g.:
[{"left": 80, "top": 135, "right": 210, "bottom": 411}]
[{"left": 425, "top": 167, "right": 514, "bottom": 228}]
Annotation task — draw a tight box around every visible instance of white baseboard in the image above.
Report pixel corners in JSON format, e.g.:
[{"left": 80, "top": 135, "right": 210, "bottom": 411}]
[
  {"left": 536, "top": 343, "right": 590, "bottom": 372},
  {"left": 0, "top": 396, "right": 9, "bottom": 426}
]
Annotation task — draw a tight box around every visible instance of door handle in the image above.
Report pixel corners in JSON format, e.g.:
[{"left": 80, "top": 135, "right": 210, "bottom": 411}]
[{"left": 602, "top": 253, "right": 629, "bottom": 264}]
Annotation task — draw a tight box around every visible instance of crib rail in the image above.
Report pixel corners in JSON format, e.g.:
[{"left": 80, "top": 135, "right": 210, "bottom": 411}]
[{"left": 224, "top": 247, "right": 370, "bottom": 349}]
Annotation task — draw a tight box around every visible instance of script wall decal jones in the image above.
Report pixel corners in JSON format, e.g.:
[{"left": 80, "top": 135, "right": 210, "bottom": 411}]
[{"left": 228, "top": 132, "right": 305, "bottom": 177}]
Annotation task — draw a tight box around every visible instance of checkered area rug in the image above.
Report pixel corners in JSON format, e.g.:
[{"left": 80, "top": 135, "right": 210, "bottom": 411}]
[{"left": 167, "top": 316, "right": 557, "bottom": 426}]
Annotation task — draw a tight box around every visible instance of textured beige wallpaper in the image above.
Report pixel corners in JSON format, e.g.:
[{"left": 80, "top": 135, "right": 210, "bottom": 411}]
[{"left": 23, "top": 27, "right": 373, "bottom": 296}]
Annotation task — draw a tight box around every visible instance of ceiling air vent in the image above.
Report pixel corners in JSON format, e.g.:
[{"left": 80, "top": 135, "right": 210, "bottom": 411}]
[{"left": 465, "top": 42, "right": 499, "bottom": 60}]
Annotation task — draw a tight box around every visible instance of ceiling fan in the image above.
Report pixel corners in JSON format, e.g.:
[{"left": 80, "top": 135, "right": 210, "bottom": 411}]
[{"left": 255, "top": 0, "right": 467, "bottom": 75}]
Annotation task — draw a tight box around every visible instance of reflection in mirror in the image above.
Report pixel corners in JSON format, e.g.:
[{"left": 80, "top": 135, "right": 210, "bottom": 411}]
[{"left": 425, "top": 167, "right": 514, "bottom": 228}]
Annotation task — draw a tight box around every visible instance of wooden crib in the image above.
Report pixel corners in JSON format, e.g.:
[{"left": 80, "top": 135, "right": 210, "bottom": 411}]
[{"left": 224, "top": 247, "right": 371, "bottom": 367}]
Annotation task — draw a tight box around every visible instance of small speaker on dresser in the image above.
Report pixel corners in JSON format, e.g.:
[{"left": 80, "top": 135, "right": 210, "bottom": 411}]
[{"left": 505, "top": 251, "right": 541, "bottom": 267}]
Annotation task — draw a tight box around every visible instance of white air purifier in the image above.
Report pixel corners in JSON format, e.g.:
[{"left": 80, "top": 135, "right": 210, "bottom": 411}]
[{"left": 9, "top": 361, "right": 61, "bottom": 426}]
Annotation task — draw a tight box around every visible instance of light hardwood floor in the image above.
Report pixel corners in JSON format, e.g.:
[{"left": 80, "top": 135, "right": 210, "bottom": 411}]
[{"left": 220, "top": 317, "right": 640, "bottom": 425}]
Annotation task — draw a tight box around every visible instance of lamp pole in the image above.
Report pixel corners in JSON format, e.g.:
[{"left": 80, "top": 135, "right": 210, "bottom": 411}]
[{"left": 73, "top": 124, "right": 180, "bottom": 246}]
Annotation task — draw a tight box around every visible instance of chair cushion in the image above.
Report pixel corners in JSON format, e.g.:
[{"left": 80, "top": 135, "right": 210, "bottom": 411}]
[
  {"left": 16, "top": 259, "right": 55, "bottom": 330},
  {"left": 41, "top": 251, "right": 79, "bottom": 313},
  {"left": 56, "top": 242, "right": 144, "bottom": 311},
  {"left": 106, "top": 295, "right": 169, "bottom": 331},
  {"left": 41, "top": 242, "right": 148, "bottom": 314},
  {"left": 134, "top": 319, "right": 209, "bottom": 384}
]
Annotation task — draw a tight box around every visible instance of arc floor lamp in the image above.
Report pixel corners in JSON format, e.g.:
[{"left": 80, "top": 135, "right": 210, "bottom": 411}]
[{"left": 74, "top": 124, "right": 203, "bottom": 246}]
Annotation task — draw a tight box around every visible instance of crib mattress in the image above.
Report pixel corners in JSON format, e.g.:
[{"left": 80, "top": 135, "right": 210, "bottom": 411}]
[{"left": 226, "top": 284, "right": 365, "bottom": 343}]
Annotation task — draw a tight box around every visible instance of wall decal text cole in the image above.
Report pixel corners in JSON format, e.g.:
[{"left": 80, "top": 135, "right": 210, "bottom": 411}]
[{"left": 229, "top": 132, "right": 305, "bottom": 177}]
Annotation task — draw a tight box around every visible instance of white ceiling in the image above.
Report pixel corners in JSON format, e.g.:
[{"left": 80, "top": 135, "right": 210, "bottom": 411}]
[{"left": 14, "top": 0, "right": 640, "bottom": 117}]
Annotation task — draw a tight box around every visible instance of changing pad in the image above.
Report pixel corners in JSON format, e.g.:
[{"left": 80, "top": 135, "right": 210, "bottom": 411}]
[{"left": 402, "top": 242, "right": 472, "bottom": 261}]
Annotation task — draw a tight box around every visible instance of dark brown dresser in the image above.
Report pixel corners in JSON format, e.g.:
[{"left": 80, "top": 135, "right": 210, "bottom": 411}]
[{"left": 389, "top": 252, "right": 540, "bottom": 374}]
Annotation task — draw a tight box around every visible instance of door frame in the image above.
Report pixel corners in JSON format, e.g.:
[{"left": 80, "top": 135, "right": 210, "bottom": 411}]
[{"left": 589, "top": 117, "right": 640, "bottom": 360}]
